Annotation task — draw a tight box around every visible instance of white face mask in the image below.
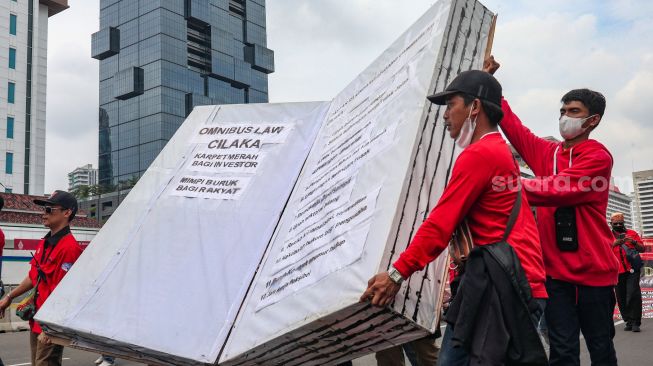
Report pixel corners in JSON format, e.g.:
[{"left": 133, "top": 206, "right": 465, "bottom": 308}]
[
  {"left": 456, "top": 105, "right": 477, "bottom": 149},
  {"left": 559, "top": 114, "right": 596, "bottom": 140}
]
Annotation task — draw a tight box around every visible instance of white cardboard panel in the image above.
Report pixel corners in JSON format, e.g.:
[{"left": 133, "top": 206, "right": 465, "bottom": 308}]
[
  {"left": 35, "top": 0, "right": 493, "bottom": 364},
  {"left": 36, "top": 102, "right": 330, "bottom": 365},
  {"left": 220, "top": 0, "right": 493, "bottom": 364}
]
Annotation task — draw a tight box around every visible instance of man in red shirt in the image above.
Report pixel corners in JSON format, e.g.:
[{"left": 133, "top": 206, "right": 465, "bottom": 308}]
[
  {"left": 0, "top": 196, "right": 5, "bottom": 298},
  {"left": 0, "top": 190, "right": 83, "bottom": 366},
  {"left": 485, "top": 56, "right": 619, "bottom": 366},
  {"left": 361, "top": 70, "right": 547, "bottom": 365},
  {"left": 610, "top": 212, "right": 644, "bottom": 332},
  {"left": 0, "top": 197, "right": 5, "bottom": 366}
]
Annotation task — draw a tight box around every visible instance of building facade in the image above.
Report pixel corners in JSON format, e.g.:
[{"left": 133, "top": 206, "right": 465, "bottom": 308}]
[
  {"left": 0, "top": 0, "right": 68, "bottom": 195},
  {"left": 634, "top": 169, "right": 653, "bottom": 238},
  {"left": 606, "top": 185, "right": 633, "bottom": 228},
  {"left": 92, "top": 0, "right": 274, "bottom": 187},
  {"left": 631, "top": 192, "right": 641, "bottom": 234},
  {"left": 78, "top": 187, "right": 131, "bottom": 225},
  {"left": 68, "top": 163, "right": 98, "bottom": 191}
]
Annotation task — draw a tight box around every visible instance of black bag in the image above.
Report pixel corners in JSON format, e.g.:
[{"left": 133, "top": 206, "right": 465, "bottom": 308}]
[
  {"left": 555, "top": 206, "right": 578, "bottom": 251},
  {"left": 621, "top": 243, "right": 643, "bottom": 272}
]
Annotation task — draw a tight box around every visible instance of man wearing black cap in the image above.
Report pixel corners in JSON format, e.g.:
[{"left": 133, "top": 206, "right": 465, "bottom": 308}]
[
  {"left": 0, "top": 190, "right": 83, "bottom": 366},
  {"left": 361, "top": 71, "right": 547, "bottom": 365}
]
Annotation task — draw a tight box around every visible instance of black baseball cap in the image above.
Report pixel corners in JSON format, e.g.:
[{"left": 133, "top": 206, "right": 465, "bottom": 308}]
[
  {"left": 427, "top": 70, "right": 502, "bottom": 106},
  {"left": 34, "top": 190, "right": 78, "bottom": 219}
]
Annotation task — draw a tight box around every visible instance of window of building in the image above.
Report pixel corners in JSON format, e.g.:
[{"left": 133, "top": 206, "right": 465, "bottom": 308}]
[
  {"left": 229, "top": 0, "right": 245, "bottom": 17},
  {"left": 10, "top": 14, "right": 17, "bottom": 35},
  {"left": 6, "top": 152, "right": 13, "bottom": 174},
  {"left": 9, "top": 48, "right": 16, "bottom": 69},
  {"left": 4, "top": 188, "right": 11, "bottom": 193},
  {"left": 8, "top": 82, "right": 15, "bottom": 103},
  {"left": 187, "top": 20, "right": 212, "bottom": 75},
  {"left": 7, "top": 117, "right": 14, "bottom": 139}
]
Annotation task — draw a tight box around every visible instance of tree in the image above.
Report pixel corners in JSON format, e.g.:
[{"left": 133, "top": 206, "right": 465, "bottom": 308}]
[{"left": 71, "top": 185, "right": 91, "bottom": 199}]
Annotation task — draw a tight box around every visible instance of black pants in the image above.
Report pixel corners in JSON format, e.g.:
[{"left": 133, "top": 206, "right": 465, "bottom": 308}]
[
  {"left": 545, "top": 278, "right": 617, "bottom": 366},
  {"left": 616, "top": 270, "right": 642, "bottom": 326}
]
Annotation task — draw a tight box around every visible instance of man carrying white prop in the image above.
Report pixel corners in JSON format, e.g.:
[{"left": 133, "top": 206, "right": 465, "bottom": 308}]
[{"left": 361, "top": 70, "right": 548, "bottom": 365}]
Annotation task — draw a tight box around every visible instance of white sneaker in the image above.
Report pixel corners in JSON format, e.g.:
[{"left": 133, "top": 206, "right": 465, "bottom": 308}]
[
  {"left": 98, "top": 361, "right": 115, "bottom": 366},
  {"left": 94, "top": 356, "right": 104, "bottom": 365}
]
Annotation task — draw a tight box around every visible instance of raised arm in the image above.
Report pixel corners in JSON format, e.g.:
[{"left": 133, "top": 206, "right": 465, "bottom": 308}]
[
  {"left": 482, "top": 56, "right": 556, "bottom": 175},
  {"left": 499, "top": 99, "right": 557, "bottom": 175}
]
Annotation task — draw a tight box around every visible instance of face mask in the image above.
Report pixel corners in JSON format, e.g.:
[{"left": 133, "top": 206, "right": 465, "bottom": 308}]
[
  {"left": 456, "top": 104, "right": 477, "bottom": 149},
  {"left": 559, "top": 114, "right": 596, "bottom": 140},
  {"left": 611, "top": 223, "right": 626, "bottom": 233}
]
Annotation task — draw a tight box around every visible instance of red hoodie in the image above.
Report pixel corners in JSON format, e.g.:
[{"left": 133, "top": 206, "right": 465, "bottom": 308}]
[
  {"left": 393, "top": 133, "right": 547, "bottom": 298},
  {"left": 500, "top": 98, "right": 619, "bottom": 287},
  {"left": 611, "top": 229, "right": 643, "bottom": 274}
]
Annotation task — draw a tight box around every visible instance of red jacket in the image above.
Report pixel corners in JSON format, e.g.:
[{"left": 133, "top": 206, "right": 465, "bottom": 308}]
[
  {"left": 393, "top": 133, "right": 547, "bottom": 298},
  {"left": 500, "top": 98, "right": 619, "bottom": 286},
  {"left": 29, "top": 226, "right": 82, "bottom": 333},
  {"left": 612, "top": 229, "right": 643, "bottom": 274}
]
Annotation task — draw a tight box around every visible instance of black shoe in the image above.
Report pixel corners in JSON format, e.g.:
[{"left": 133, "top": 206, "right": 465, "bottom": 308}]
[
  {"left": 624, "top": 324, "right": 633, "bottom": 331},
  {"left": 632, "top": 325, "right": 641, "bottom": 332}
]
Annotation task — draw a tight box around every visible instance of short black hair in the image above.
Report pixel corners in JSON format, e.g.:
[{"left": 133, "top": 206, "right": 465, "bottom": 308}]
[
  {"left": 561, "top": 89, "right": 606, "bottom": 117},
  {"left": 457, "top": 93, "right": 504, "bottom": 126}
]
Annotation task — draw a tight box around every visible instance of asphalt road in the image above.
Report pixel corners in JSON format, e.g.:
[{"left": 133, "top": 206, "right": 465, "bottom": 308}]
[
  {"left": 1, "top": 320, "right": 650, "bottom": 365},
  {"left": 0, "top": 332, "right": 141, "bottom": 366}
]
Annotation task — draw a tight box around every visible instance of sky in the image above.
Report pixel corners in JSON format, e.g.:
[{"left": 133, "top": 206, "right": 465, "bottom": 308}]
[{"left": 44, "top": 0, "right": 653, "bottom": 194}]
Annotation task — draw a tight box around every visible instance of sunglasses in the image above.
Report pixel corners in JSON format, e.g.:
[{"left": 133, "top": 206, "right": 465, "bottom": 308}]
[{"left": 43, "top": 206, "right": 66, "bottom": 214}]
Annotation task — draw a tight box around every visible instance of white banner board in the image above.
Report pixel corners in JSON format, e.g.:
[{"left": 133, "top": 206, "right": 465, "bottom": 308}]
[
  {"left": 36, "top": 0, "right": 494, "bottom": 365},
  {"left": 35, "top": 102, "right": 329, "bottom": 365}
]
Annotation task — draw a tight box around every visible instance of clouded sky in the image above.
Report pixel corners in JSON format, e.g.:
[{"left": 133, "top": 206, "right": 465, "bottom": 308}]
[{"left": 44, "top": 0, "right": 653, "bottom": 194}]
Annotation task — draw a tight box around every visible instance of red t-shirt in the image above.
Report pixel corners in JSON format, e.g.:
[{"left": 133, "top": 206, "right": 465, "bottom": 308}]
[
  {"left": 0, "top": 228, "right": 5, "bottom": 265},
  {"left": 29, "top": 227, "right": 82, "bottom": 333},
  {"left": 393, "top": 133, "right": 547, "bottom": 298},
  {"left": 612, "top": 229, "right": 643, "bottom": 274}
]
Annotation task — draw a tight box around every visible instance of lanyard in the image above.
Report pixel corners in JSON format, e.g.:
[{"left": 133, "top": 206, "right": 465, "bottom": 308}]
[{"left": 553, "top": 145, "right": 574, "bottom": 175}]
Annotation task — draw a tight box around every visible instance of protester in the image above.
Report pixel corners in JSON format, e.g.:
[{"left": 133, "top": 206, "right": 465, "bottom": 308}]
[
  {"left": 0, "top": 196, "right": 5, "bottom": 298},
  {"left": 0, "top": 196, "right": 5, "bottom": 366},
  {"left": 0, "top": 190, "right": 83, "bottom": 366},
  {"left": 610, "top": 212, "right": 644, "bottom": 332},
  {"left": 486, "top": 55, "right": 620, "bottom": 365},
  {"left": 361, "top": 70, "right": 547, "bottom": 365},
  {"left": 376, "top": 335, "right": 439, "bottom": 366}
]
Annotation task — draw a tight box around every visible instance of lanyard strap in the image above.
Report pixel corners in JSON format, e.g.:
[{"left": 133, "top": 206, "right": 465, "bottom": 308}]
[
  {"left": 553, "top": 145, "right": 574, "bottom": 175},
  {"left": 502, "top": 181, "right": 522, "bottom": 243}
]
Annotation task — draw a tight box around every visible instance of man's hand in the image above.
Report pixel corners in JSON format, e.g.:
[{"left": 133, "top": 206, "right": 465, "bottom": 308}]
[
  {"left": 38, "top": 332, "right": 51, "bottom": 345},
  {"left": 483, "top": 55, "right": 500, "bottom": 75},
  {"left": 360, "top": 272, "right": 401, "bottom": 307},
  {"left": 0, "top": 296, "right": 11, "bottom": 319},
  {"left": 613, "top": 238, "right": 625, "bottom": 247}
]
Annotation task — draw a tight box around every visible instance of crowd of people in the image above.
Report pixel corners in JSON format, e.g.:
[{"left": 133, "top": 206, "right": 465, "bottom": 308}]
[{"left": 361, "top": 56, "right": 645, "bottom": 366}]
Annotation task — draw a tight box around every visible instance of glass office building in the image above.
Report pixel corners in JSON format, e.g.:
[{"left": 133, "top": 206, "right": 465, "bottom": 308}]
[{"left": 92, "top": 0, "right": 274, "bottom": 187}]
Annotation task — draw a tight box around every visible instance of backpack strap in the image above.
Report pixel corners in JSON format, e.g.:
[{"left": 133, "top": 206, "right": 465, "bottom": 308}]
[{"left": 502, "top": 181, "right": 522, "bottom": 243}]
